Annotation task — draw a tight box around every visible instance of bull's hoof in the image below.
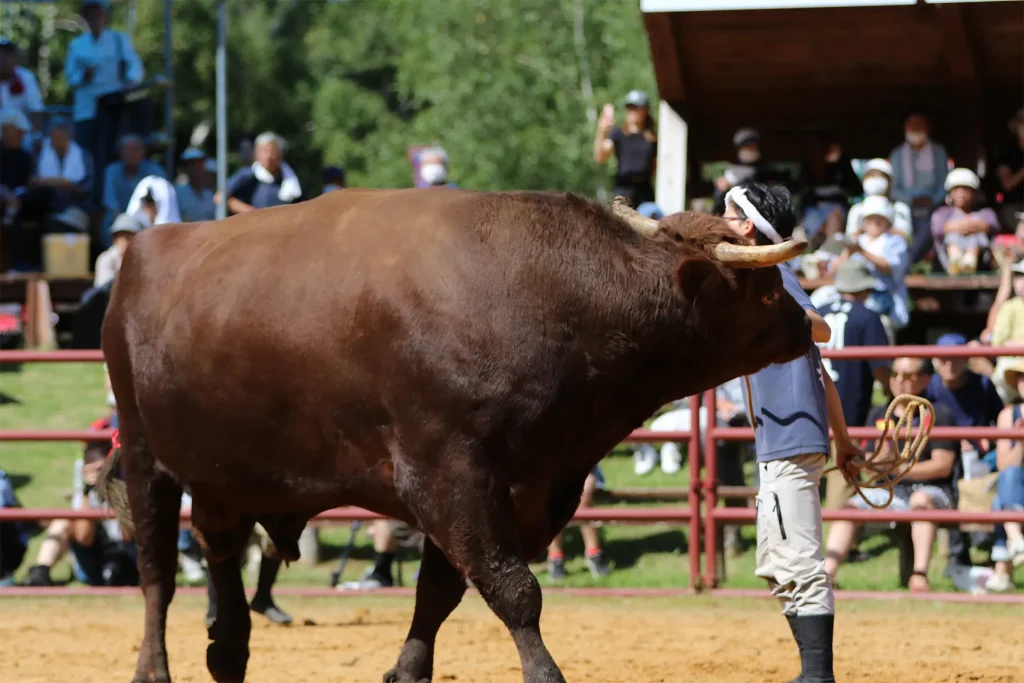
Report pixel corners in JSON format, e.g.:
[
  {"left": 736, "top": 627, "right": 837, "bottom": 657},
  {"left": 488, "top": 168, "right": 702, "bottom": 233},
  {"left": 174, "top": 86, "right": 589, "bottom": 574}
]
[
  {"left": 382, "top": 668, "right": 430, "bottom": 683},
  {"left": 206, "top": 640, "right": 249, "bottom": 683}
]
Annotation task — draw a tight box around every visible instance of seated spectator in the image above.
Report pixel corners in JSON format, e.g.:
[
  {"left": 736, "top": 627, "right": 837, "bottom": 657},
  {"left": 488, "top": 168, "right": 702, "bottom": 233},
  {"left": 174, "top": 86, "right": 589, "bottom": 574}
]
[
  {"left": 65, "top": 0, "right": 145, "bottom": 193},
  {"left": 547, "top": 468, "right": 610, "bottom": 582},
  {"left": 127, "top": 175, "right": 180, "bottom": 226},
  {"left": 889, "top": 110, "right": 950, "bottom": 264},
  {"left": 711, "top": 128, "right": 792, "bottom": 214},
  {"left": 94, "top": 213, "right": 145, "bottom": 287},
  {"left": 845, "top": 158, "right": 912, "bottom": 242},
  {"left": 930, "top": 168, "right": 998, "bottom": 274},
  {"left": 8, "top": 117, "right": 93, "bottom": 270},
  {"left": 339, "top": 519, "right": 424, "bottom": 590},
  {"left": 0, "top": 37, "right": 44, "bottom": 146},
  {"left": 102, "top": 134, "right": 164, "bottom": 240},
  {"left": 321, "top": 165, "right": 345, "bottom": 194},
  {"left": 0, "top": 110, "right": 34, "bottom": 227},
  {"left": 415, "top": 146, "right": 457, "bottom": 189},
  {"left": 833, "top": 196, "right": 910, "bottom": 335},
  {"left": 23, "top": 404, "right": 138, "bottom": 587},
  {"left": 176, "top": 148, "right": 216, "bottom": 222},
  {"left": 991, "top": 211, "right": 1024, "bottom": 269},
  {"left": 995, "top": 107, "right": 1024, "bottom": 231},
  {"left": 798, "top": 140, "right": 862, "bottom": 246},
  {"left": 226, "top": 131, "right": 303, "bottom": 213},
  {"left": 0, "top": 468, "right": 30, "bottom": 587},
  {"left": 992, "top": 262, "right": 1024, "bottom": 350},
  {"left": 824, "top": 357, "right": 959, "bottom": 592},
  {"left": 986, "top": 360, "right": 1024, "bottom": 592}
]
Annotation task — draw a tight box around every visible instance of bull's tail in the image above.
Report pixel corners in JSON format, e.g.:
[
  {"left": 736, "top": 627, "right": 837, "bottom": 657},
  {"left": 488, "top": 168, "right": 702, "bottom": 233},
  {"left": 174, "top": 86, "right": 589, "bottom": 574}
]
[{"left": 95, "top": 446, "right": 135, "bottom": 537}]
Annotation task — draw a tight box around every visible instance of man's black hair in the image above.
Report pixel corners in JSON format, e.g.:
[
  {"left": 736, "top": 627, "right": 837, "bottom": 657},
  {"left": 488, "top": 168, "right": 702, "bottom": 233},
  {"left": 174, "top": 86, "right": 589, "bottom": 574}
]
[
  {"left": 731, "top": 181, "right": 799, "bottom": 247},
  {"left": 917, "top": 358, "right": 934, "bottom": 375}
]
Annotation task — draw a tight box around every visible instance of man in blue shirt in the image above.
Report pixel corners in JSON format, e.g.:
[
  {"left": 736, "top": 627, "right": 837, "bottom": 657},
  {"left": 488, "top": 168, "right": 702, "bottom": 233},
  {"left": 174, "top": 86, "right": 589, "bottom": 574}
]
[
  {"left": 226, "top": 131, "right": 304, "bottom": 214},
  {"left": 723, "top": 182, "right": 860, "bottom": 683}
]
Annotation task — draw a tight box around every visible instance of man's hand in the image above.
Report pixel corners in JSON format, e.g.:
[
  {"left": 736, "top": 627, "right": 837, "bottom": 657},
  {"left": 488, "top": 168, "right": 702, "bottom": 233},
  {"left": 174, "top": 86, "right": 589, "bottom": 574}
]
[{"left": 834, "top": 439, "right": 864, "bottom": 482}]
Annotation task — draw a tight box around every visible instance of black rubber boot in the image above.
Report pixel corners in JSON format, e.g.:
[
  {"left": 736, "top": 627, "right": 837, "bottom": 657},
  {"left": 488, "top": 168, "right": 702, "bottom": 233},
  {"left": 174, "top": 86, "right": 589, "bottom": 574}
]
[
  {"left": 796, "top": 615, "right": 835, "bottom": 683},
  {"left": 785, "top": 614, "right": 804, "bottom": 683},
  {"left": 250, "top": 554, "right": 292, "bottom": 625}
]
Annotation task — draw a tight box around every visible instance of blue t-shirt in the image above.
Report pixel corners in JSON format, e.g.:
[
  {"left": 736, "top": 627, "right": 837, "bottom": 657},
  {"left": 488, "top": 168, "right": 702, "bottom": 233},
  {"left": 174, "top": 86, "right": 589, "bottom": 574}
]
[
  {"left": 745, "top": 265, "right": 830, "bottom": 462},
  {"left": 925, "top": 372, "right": 1002, "bottom": 449},
  {"left": 817, "top": 298, "right": 890, "bottom": 428},
  {"left": 227, "top": 168, "right": 303, "bottom": 210}
]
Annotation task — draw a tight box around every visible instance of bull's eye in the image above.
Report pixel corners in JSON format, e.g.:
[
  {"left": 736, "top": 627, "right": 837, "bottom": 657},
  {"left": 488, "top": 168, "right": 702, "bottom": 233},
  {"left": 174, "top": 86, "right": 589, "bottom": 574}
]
[{"left": 761, "top": 291, "right": 780, "bottom": 305}]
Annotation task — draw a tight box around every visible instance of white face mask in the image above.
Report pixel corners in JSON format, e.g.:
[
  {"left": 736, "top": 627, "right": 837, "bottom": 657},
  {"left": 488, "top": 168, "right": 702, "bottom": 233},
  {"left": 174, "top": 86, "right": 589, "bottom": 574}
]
[
  {"left": 862, "top": 177, "right": 889, "bottom": 196},
  {"left": 905, "top": 131, "right": 927, "bottom": 146},
  {"left": 737, "top": 148, "right": 760, "bottom": 165},
  {"left": 420, "top": 163, "right": 448, "bottom": 186}
]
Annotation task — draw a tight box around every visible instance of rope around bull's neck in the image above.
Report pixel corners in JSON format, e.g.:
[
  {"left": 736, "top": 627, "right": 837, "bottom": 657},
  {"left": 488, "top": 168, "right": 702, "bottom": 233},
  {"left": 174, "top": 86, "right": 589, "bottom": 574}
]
[{"left": 741, "top": 375, "right": 933, "bottom": 510}]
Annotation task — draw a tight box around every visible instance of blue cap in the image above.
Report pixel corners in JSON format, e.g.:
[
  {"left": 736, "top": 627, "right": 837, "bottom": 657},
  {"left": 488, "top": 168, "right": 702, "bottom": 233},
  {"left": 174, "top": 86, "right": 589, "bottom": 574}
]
[
  {"left": 623, "top": 90, "right": 649, "bottom": 108},
  {"left": 936, "top": 333, "right": 967, "bottom": 347}
]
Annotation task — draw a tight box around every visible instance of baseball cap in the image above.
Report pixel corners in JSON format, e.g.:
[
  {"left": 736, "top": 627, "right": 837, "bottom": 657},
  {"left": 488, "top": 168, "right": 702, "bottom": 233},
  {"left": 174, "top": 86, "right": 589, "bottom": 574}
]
[
  {"left": 832, "top": 259, "right": 878, "bottom": 294},
  {"left": 180, "top": 147, "right": 205, "bottom": 162},
  {"left": 0, "top": 110, "right": 31, "bottom": 133},
  {"left": 944, "top": 167, "right": 980, "bottom": 192},
  {"left": 110, "top": 213, "right": 146, "bottom": 236},
  {"left": 732, "top": 127, "right": 760, "bottom": 148},
  {"left": 863, "top": 158, "right": 894, "bottom": 177},
  {"left": 623, "top": 90, "right": 649, "bottom": 108},
  {"left": 935, "top": 332, "right": 967, "bottom": 347},
  {"left": 860, "top": 195, "right": 894, "bottom": 222}
]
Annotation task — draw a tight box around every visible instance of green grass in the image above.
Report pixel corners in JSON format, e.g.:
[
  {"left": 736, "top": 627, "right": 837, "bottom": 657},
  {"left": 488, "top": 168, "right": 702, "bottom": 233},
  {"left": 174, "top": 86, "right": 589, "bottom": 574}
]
[{"left": 0, "top": 364, "right": 1015, "bottom": 593}]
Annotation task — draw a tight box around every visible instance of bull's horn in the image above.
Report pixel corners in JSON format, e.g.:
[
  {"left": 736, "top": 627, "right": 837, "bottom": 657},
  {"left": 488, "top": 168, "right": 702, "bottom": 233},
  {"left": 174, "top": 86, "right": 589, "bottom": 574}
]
[
  {"left": 714, "top": 240, "right": 808, "bottom": 268},
  {"left": 610, "top": 196, "right": 659, "bottom": 236}
]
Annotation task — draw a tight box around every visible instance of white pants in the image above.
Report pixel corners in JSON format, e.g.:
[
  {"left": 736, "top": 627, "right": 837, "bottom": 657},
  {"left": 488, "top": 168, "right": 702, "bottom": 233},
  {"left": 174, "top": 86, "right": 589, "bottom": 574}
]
[{"left": 755, "top": 453, "right": 834, "bottom": 616}]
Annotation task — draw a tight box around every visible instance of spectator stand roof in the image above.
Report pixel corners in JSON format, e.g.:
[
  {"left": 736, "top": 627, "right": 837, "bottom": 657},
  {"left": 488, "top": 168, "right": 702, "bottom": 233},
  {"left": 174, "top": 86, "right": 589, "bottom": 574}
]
[{"left": 641, "top": 0, "right": 1023, "bottom": 182}]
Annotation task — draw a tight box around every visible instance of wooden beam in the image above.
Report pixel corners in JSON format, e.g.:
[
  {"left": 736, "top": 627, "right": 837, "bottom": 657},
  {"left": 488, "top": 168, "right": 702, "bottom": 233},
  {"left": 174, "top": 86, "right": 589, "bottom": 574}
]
[
  {"left": 642, "top": 12, "right": 685, "bottom": 102},
  {"left": 936, "top": 3, "right": 981, "bottom": 89}
]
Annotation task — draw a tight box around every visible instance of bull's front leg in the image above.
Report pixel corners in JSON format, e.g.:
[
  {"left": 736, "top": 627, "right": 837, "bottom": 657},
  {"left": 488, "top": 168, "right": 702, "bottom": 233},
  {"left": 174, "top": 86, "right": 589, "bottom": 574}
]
[{"left": 383, "top": 539, "right": 467, "bottom": 683}]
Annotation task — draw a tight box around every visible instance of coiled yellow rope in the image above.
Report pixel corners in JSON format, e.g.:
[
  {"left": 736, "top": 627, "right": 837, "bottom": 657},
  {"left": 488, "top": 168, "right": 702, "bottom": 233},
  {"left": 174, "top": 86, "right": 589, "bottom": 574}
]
[{"left": 742, "top": 376, "right": 933, "bottom": 510}]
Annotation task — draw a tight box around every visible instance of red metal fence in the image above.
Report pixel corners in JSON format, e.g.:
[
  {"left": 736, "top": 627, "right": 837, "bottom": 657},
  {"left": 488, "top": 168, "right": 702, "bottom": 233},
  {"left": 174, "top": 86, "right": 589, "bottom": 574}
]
[{"left": 2, "top": 347, "right": 1024, "bottom": 596}]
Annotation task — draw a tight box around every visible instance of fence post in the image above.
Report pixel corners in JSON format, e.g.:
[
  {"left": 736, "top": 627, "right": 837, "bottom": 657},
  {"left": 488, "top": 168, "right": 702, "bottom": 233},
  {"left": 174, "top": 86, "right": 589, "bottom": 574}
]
[
  {"left": 702, "top": 389, "right": 719, "bottom": 589},
  {"left": 687, "top": 393, "right": 703, "bottom": 591}
]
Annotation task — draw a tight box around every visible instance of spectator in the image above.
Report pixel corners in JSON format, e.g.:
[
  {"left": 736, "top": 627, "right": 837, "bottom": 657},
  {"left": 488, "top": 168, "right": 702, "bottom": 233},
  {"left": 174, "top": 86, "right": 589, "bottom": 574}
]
[
  {"left": 339, "top": 520, "right": 424, "bottom": 590},
  {"left": 414, "top": 146, "right": 457, "bottom": 188},
  {"left": 798, "top": 140, "right": 862, "bottom": 246},
  {"left": 833, "top": 196, "right": 910, "bottom": 338},
  {"left": 0, "top": 469, "right": 30, "bottom": 587},
  {"left": 825, "top": 357, "right": 959, "bottom": 592},
  {"left": 889, "top": 111, "right": 950, "bottom": 264},
  {"left": 94, "top": 212, "right": 144, "bottom": 287},
  {"left": 0, "top": 110, "right": 34, "bottom": 228},
  {"left": 126, "top": 175, "right": 180, "bottom": 226},
  {"left": 986, "top": 360, "right": 1024, "bottom": 593},
  {"left": 8, "top": 117, "right": 93, "bottom": 271},
  {"left": 995, "top": 107, "right": 1024, "bottom": 231},
  {"left": 594, "top": 91, "right": 657, "bottom": 208},
  {"left": 547, "top": 468, "right": 610, "bottom": 581},
  {"left": 845, "top": 159, "right": 913, "bottom": 242},
  {"left": 991, "top": 262, "right": 1024, "bottom": 350},
  {"left": 928, "top": 332, "right": 1003, "bottom": 457},
  {"left": 991, "top": 212, "right": 1024, "bottom": 270},
  {"left": 175, "top": 148, "right": 216, "bottom": 222},
  {"left": 0, "top": 37, "right": 44, "bottom": 145},
  {"left": 226, "top": 131, "right": 303, "bottom": 213},
  {"left": 65, "top": 0, "right": 144, "bottom": 187},
  {"left": 712, "top": 128, "right": 762, "bottom": 213},
  {"left": 930, "top": 168, "right": 998, "bottom": 274},
  {"left": 321, "top": 165, "right": 345, "bottom": 194},
  {"left": 102, "top": 134, "right": 164, "bottom": 238}
]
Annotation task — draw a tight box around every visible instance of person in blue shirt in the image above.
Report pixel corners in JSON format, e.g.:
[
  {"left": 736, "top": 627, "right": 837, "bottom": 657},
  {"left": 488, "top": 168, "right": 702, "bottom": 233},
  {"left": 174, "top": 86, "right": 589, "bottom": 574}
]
[
  {"left": 226, "top": 131, "right": 304, "bottom": 213},
  {"left": 722, "top": 182, "right": 861, "bottom": 683}
]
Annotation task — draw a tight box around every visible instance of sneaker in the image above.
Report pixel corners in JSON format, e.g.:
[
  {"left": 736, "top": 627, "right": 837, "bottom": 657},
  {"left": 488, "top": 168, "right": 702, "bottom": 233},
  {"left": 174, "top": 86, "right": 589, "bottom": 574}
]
[
  {"left": 547, "top": 558, "right": 567, "bottom": 583},
  {"left": 984, "top": 572, "right": 1014, "bottom": 594},
  {"left": 660, "top": 443, "right": 682, "bottom": 475},
  {"left": 1009, "top": 537, "right": 1024, "bottom": 568},
  {"left": 946, "top": 564, "right": 992, "bottom": 594},
  {"left": 22, "top": 565, "right": 54, "bottom": 587},
  {"left": 337, "top": 568, "right": 393, "bottom": 591},
  {"left": 633, "top": 444, "right": 658, "bottom": 476},
  {"left": 584, "top": 551, "right": 611, "bottom": 578}
]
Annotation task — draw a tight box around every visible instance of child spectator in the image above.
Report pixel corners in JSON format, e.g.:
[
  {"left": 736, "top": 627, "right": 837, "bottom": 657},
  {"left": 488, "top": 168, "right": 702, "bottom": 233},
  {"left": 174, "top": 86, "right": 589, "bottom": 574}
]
[
  {"left": 834, "top": 196, "right": 910, "bottom": 337},
  {"left": 845, "top": 159, "right": 912, "bottom": 242},
  {"left": 825, "top": 357, "right": 959, "bottom": 592},
  {"left": 175, "top": 148, "right": 216, "bottom": 222},
  {"left": 986, "top": 360, "right": 1024, "bottom": 592},
  {"left": 546, "top": 469, "right": 610, "bottom": 581},
  {"left": 594, "top": 91, "right": 657, "bottom": 208},
  {"left": 930, "top": 168, "right": 998, "bottom": 274}
]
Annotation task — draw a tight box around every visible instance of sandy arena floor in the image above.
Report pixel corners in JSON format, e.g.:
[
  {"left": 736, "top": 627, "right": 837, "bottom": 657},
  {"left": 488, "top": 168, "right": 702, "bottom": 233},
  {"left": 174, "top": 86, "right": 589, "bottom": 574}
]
[{"left": 1, "top": 594, "right": 1020, "bottom": 683}]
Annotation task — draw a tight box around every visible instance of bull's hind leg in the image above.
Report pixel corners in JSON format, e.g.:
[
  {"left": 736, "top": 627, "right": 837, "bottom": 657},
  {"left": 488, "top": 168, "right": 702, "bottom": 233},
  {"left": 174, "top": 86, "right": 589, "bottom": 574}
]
[
  {"left": 122, "top": 433, "right": 182, "bottom": 683},
  {"left": 401, "top": 461, "right": 565, "bottom": 683},
  {"left": 384, "top": 539, "right": 467, "bottom": 683}
]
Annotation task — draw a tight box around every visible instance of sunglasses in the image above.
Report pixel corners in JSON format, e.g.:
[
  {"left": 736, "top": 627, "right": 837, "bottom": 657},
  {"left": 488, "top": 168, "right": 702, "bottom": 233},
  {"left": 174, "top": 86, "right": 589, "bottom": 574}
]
[{"left": 890, "top": 371, "right": 920, "bottom": 381}]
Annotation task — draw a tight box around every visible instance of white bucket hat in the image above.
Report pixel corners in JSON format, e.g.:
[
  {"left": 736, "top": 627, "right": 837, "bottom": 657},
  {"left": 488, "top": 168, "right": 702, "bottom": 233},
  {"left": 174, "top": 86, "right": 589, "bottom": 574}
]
[{"left": 944, "top": 168, "right": 980, "bottom": 192}]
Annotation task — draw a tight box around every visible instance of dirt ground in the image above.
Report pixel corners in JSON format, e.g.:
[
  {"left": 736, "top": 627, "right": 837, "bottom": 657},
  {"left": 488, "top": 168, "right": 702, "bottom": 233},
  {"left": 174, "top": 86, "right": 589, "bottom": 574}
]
[{"left": 1, "top": 594, "right": 1020, "bottom": 683}]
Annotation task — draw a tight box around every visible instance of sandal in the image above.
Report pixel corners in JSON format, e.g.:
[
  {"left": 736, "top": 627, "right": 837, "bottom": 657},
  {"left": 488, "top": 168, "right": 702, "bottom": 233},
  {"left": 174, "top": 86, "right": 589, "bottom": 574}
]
[{"left": 908, "top": 570, "right": 931, "bottom": 593}]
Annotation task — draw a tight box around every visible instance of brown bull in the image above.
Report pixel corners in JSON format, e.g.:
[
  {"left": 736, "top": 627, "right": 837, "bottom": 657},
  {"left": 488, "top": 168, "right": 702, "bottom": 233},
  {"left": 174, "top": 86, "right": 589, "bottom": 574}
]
[{"left": 97, "top": 188, "right": 810, "bottom": 683}]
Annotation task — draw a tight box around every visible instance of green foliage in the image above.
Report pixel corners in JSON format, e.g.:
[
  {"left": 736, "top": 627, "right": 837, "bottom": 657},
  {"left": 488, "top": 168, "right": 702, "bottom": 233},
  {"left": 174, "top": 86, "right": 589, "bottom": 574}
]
[{"left": 5, "top": 0, "right": 656, "bottom": 193}]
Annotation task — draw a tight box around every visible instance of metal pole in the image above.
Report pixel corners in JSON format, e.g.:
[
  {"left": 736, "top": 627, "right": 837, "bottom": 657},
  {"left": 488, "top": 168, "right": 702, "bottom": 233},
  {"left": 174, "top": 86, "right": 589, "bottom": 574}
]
[
  {"left": 163, "top": 0, "right": 174, "bottom": 175},
  {"left": 215, "top": 0, "right": 228, "bottom": 220}
]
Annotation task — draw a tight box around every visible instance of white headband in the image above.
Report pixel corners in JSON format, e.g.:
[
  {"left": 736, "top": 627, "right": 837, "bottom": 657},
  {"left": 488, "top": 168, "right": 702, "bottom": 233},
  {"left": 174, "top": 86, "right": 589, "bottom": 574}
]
[{"left": 725, "top": 186, "right": 783, "bottom": 245}]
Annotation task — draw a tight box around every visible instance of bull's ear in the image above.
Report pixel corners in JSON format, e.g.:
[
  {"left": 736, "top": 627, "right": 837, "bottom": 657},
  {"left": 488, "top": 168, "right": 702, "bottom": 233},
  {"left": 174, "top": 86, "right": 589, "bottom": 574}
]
[{"left": 674, "top": 257, "right": 724, "bottom": 301}]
